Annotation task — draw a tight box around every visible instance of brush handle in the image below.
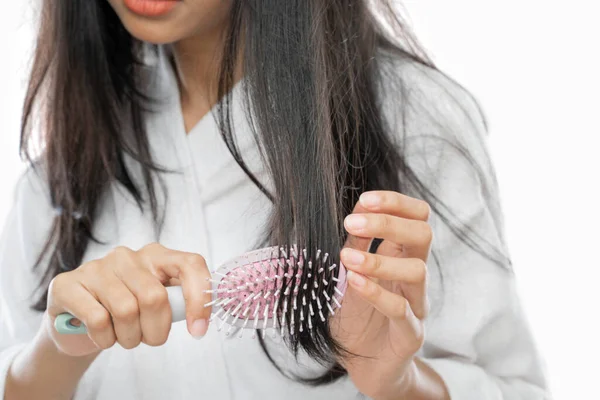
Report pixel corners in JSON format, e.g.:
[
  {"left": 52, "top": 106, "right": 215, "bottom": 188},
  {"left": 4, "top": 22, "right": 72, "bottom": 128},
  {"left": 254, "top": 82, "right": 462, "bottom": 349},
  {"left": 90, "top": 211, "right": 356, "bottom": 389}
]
[{"left": 54, "top": 286, "right": 187, "bottom": 334}]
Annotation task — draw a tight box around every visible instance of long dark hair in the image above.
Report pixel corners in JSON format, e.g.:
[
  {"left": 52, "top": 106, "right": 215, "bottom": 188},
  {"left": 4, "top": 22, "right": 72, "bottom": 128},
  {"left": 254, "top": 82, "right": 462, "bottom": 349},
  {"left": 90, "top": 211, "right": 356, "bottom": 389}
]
[{"left": 22, "top": 0, "right": 508, "bottom": 385}]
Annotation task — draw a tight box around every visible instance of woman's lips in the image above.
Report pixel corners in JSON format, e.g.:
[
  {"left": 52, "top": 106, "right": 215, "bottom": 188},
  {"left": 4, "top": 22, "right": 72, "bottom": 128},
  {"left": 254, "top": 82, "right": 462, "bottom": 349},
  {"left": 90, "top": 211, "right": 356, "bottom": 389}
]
[{"left": 123, "top": 0, "right": 179, "bottom": 17}]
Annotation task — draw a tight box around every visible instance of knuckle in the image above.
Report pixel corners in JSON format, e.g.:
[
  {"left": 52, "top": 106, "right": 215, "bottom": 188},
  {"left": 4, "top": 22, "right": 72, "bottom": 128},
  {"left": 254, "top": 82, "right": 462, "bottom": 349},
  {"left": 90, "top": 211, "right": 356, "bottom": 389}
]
[
  {"left": 138, "top": 286, "right": 169, "bottom": 310},
  {"left": 420, "top": 201, "right": 432, "bottom": 221},
  {"left": 421, "top": 299, "right": 431, "bottom": 320},
  {"left": 95, "top": 335, "right": 116, "bottom": 350},
  {"left": 412, "top": 259, "right": 428, "bottom": 283},
  {"left": 186, "top": 254, "right": 206, "bottom": 268},
  {"left": 378, "top": 214, "right": 390, "bottom": 232},
  {"left": 110, "top": 246, "right": 135, "bottom": 263},
  {"left": 366, "top": 280, "right": 381, "bottom": 299},
  {"left": 413, "top": 322, "right": 426, "bottom": 347},
  {"left": 418, "top": 222, "right": 433, "bottom": 244},
  {"left": 142, "top": 242, "right": 164, "bottom": 253},
  {"left": 378, "top": 191, "right": 390, "bottom": 205},
  {"left": 48, "top": 272, "right": 70, "bottom": 298},
  {"left": 119, "top": 338, "right": 141, "bottom": 350},
  {"left": 393, "top": 297, "right": 408, "bottom": 320},
  {"left": 82, "top": 260, "right": 103, "bottom": 274},
  {"left": 112, "top": 299, "right": 140, "bottom": 321},
  {"left": 143, "top": 332, "right": 169, "bottom": 347},
  {"left": 409, "top": 329, "right": 425, "bottom": 353},
  {"left": 143, "top": 337, "right": 167, "bottom": 347},
  {"left": 415, "top": 332, "right": 425, "bottom": 348},
  {"left": 86, "top": 310, "right": 112, "bottom": 332},
  {"left": 367, "top": 254, "right": 381, "bottom": 274}
]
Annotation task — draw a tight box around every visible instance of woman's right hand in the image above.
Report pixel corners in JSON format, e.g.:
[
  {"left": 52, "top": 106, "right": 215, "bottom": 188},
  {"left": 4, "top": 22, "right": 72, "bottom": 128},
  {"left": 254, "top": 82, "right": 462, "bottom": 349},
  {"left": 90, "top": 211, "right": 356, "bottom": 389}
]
[{"left": 44, "top": 243, "right": 213, "bottom": 357}]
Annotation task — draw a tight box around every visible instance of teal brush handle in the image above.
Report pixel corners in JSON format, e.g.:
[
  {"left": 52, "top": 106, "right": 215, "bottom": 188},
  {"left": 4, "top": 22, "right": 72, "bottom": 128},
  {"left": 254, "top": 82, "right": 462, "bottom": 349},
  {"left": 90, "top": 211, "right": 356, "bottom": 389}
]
[
  {"left": 54, "top": 286, "right": 187, "bottom": 334},
  {"left": 54, "top": 313, "right": 88, "bottom": 334}
]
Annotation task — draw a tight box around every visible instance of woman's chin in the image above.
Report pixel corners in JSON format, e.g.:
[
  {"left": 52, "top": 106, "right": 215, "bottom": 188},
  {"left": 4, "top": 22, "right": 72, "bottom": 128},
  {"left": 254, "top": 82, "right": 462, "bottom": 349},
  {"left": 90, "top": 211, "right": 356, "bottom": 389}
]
[{"left": 122, "top": 21, "right": 183, "bottom": 44}]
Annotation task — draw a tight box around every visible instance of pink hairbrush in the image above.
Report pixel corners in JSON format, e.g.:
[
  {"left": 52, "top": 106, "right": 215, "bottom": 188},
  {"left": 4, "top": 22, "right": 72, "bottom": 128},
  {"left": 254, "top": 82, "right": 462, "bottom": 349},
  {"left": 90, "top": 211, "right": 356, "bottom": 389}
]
[{"left": 55, "top": 245, "right": 348, "bottom": 338}]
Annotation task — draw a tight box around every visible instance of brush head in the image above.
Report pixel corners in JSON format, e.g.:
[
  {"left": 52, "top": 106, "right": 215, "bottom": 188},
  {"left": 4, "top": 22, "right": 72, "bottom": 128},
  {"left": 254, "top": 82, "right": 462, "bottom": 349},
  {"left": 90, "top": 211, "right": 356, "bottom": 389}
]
[{"left": 204, "top": 245, "right": 347, "bottom": 338}]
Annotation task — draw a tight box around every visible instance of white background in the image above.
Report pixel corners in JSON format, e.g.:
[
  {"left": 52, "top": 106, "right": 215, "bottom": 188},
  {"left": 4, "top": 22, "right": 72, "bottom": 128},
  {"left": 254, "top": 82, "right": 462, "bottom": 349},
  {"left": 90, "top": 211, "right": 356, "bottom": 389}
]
[{"left": 1, "top": 1, "right": 598, "bottom": 399}]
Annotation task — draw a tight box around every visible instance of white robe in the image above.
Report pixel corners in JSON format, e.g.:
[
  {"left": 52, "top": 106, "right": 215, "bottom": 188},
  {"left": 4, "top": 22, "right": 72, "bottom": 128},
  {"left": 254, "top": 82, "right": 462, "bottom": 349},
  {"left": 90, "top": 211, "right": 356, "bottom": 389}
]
[{"left": 0, "top": 48, "right": 548, "bottom": 399}]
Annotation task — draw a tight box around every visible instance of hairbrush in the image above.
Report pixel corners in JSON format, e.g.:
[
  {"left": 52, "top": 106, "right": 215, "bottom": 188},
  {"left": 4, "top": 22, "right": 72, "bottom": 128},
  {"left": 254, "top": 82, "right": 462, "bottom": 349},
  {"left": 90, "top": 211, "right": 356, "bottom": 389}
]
[{"left": 54, "top": 245, "right": 348, "bottom": 339}]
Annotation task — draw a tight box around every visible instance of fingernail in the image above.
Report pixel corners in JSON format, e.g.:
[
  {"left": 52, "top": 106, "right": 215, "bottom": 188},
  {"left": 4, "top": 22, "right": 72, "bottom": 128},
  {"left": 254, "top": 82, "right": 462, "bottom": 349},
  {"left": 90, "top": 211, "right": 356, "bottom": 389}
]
[
  {"left": 190, "top": 319, "right": 208, "bottom": 338},
  {"left": 360, "top": 192, "right": 380, "bottom": 208},
  {"left": 347, "top": 270, "right": 367, "bottom": 287},
  {"left": 342, "top": 248, "right": 365, "bottom": 265},
  {"left": 345, "top": 214, "right": 368, "bottom": 230}
]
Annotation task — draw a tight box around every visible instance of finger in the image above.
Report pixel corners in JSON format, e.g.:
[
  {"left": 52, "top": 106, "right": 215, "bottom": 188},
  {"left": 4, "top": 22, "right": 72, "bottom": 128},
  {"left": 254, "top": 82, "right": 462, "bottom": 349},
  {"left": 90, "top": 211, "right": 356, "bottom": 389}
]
[
  {"left": 346, "top": 270, "right": 422, "bottom": 340},
  {"left": 344, "top": 213, "right": 432, "bottom": 260},
  {"left": 343, "top": 191, "right": 431, "bottom": 253},
  {"left": 340, "top": 248, "right": 426, "bottom": 282},
  {"left": 51, "top": 275, "right": 116, "bottom": 350},
  {"left": 113, "top": 259, "right": 171, "bottom": 347},
  {"left": 166, "top": 278, "right": 182, "bottom": 286},
  {"left": 358, "top": 191, "right": 431, "bottom": 221},
  {"left": 340, "top": 249, "right": 428, "bottom": 319},
  {"left": 139, "top": 243, "right": 212, "bottom": 337},
  {"left": 374, "top": 239, "right": 405, "bottom": 258},
  {"left": 80, "top": 260, "right": 143, "bottom": 350},
  {"left": 343, "top": 200, "right": 373, "bottom": 252}
]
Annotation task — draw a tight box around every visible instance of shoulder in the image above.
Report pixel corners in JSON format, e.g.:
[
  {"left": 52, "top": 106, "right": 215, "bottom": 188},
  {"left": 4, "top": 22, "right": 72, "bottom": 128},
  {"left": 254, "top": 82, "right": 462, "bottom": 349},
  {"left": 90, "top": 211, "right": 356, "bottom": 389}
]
[
  {"left": 13, "top": 163, "right": 52, "bottom": 208},
  {"left": 6, "top": 163, "right": 55, "bottom": 265},
  {"left": 376, "top": 49, "right": 495, "bottom": 189},
  {"left": 376, "top": 49, "right": 508, "bottom": 260},
  {"left": 0, "top": 164, "right": 52, "bottom": 315},
  {"left": 12, "top": 162, "right": 53, "bottom": 220},
  {"left": 377, "top": 49, "right": 488, "bottom": 141}
]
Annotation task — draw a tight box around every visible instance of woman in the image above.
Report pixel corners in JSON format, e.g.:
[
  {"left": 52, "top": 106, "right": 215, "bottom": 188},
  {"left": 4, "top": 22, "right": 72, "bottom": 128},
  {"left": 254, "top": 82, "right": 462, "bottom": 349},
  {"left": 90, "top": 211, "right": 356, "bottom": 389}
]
[{"left": 0, "top": 0, "right": 548, "bottom": 399}]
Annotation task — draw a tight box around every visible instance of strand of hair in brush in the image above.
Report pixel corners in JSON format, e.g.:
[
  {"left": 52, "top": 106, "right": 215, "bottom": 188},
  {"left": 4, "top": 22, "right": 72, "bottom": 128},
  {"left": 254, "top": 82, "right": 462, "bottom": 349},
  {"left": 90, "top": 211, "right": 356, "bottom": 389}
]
[{"left": 203, "top": 244, "right": 348, "bottom": 339}]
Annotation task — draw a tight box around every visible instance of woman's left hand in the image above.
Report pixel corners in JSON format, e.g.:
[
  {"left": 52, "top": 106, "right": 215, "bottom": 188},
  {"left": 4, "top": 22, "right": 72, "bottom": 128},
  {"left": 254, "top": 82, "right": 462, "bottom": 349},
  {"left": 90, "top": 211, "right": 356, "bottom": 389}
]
[{"left": 331, "top": 190, "right": 434, "bottom": 399}]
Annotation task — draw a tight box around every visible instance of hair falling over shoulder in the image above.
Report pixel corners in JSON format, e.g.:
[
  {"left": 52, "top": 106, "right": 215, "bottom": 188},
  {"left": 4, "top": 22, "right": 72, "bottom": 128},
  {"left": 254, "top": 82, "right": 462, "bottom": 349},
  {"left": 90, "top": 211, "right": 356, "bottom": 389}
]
[{"left": 21, "top": 0, "right": 507, "bottom": 384}]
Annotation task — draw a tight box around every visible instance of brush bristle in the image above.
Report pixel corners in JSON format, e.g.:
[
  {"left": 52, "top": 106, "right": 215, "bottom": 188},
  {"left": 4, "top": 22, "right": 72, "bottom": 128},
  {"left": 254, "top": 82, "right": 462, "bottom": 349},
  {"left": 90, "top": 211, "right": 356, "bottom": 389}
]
[{"left": 204, "top": 245, "right": 345, "bottom": 338}]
